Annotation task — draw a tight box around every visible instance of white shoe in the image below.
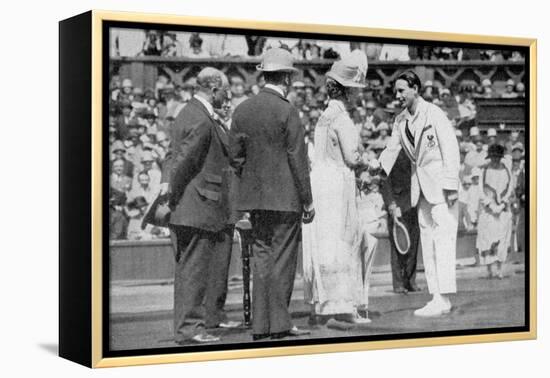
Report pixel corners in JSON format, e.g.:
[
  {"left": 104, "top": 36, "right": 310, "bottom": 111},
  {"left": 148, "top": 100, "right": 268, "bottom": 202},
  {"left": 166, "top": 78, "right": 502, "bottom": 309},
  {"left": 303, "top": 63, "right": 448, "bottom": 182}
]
[
  {"left": 352, "top": 316, "right": 372, "bottom": 324},
  {"left": 414, "top": 301, "right": 449, "bottom": 317},
  {"left": 219, "top": 321, "right": 242, "bottom": 329},
  {"left": 441, "top": 300, "right": 452, "bottom": 314}
]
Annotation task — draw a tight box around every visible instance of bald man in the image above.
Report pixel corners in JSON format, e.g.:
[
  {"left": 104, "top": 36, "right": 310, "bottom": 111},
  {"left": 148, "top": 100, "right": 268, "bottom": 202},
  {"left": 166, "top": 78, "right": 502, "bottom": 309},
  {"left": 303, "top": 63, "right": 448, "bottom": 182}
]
[{"left": 162, "top": 67, "right": 238, "bottom": 344}]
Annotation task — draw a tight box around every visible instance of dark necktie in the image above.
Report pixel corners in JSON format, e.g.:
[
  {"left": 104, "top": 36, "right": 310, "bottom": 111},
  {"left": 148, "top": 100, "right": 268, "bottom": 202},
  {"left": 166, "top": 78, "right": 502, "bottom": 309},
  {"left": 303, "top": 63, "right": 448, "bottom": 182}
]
[{"left": 405, "top": 119, "right": 415, "bottom": 147}]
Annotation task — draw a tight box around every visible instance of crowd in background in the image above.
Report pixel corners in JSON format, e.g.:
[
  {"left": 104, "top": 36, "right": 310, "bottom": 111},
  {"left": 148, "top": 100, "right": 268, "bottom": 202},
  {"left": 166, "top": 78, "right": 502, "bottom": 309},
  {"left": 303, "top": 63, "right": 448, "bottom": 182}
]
[
  {"left": 108, "top": 34, "right": 527, "bottom": 259},
  {"left": 110, "top": 29, "right": 525, "bottom": 62}
]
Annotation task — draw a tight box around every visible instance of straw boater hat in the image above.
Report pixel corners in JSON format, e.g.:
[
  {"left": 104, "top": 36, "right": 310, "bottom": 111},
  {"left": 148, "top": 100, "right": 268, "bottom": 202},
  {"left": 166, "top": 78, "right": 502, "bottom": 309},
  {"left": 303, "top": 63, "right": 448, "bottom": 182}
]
[
  {"left": 256, "top": 47, "right": 298, "bottom": 72},
  {"left": 326, "top": 50, "right": 368, "bottom": 88}
]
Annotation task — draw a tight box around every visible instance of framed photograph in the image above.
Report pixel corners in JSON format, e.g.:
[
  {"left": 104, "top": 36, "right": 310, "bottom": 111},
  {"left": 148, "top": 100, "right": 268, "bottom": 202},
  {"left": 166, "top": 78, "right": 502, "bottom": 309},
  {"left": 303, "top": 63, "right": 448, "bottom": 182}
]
[{"left": 59, "top": 10, "right": 537, "bottom": 368}]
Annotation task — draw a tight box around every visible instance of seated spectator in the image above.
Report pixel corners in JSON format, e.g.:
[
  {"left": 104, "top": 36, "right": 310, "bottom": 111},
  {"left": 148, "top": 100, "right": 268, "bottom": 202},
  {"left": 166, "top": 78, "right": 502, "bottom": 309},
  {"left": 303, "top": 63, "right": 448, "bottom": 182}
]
[
  {"left": 464, "top": 131, "right": 488, "bottom": 174},
  {"left": 422, "top": 80, "right": 436, "bottom": 102},
  {"left": 110, "top": 140, "right": 135, "bottom": 177},
  {"left": 154, "top": 131, "right": 171, "bottom": 162},
  {"left": 309, "top": 109, "right": 321, "bottom": 126},
  {"left": 108, "top": 121, "right": 117, "bottom": 144},
  {"left": 501, "top": 79, "right": 519, "bottom": 98},
  {"left": 359, "top": 127, "right": 374, "bottom": 150},
  {"left": 245, "top": 35, "right": 267, "bottom": 56},
  {"left": 487, "top": 128, "right": 498, "bottom": 146},
  {"left": 373, "top": 122, "right": 391, "bottom": 148},
  {"left": 110, "top": 158, "right": 133, "bottom": 193},
  {"left": 120, "top": 78, "right": 134, "bottom": 102},
  {"left": 141, "top": 30, "right": 162, "bottom": 56},
  {"left": 142, "top": 109, "right": 159, "bottom": 136},
  {"left": 351, "top": 107, "right": 365, "bottom": 130},
  {"left": 439, "top": 88, "right": 460, "bottom": 120},
  {"left": 230, "top": 75, "right": 248, "bottom": 108},
  {"left": 158, "top": 87, "right": 185, "bottom": 122},
  {"left": 364, "top": 100, "right": 382, "bottom": 127},
  {"left": 126, "top": 196, "right": 153, "bottom": 241},
  {"left": 109, "top": 190, "right": 128, "bottom": 240},
  {"left": 459, "top": 175, "right": 480, "bottom": 230},
  {"left": 128, "top": 171, "right": 158, "bottom": 204},
  {"left": 161, "top": 32, "right": 182, "bottom": 57},
  {"left": 364, "top": 43, "right": 383, "bottom": 61},
  {"left": 133, "top": 150, "right": 161, "bottom": 194},
  {"left": 303, "top": 41, "right": 321, "bottom": 60},
  {"left": 185, "top": 33, "right": 210, "bottom": 58},
  {"left": 262, "top": 37, "right": 299, "bottom": 53},
  {"left": 480, "top": 78, "right": 494, "bottom": 98},
  {"left": 457, "top": 91, "right": 477, "bottom": 123}
]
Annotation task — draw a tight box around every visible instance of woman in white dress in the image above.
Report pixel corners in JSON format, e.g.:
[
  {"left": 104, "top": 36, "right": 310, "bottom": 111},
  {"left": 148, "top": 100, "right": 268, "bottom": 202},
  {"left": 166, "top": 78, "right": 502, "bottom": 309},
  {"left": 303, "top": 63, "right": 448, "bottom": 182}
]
[
  {"left": 302, "top": 50, "right": 371, "bottom": 324},
  {"left": 476, "top": 144, "right": 514, "bottom": 279}
]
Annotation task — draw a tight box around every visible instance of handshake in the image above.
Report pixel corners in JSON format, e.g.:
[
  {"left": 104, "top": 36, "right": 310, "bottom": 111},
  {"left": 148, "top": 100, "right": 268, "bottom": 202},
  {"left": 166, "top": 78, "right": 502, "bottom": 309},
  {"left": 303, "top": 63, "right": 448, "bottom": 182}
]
[{"left": 365, "top": 157, "right": 382, "bottom": 173}]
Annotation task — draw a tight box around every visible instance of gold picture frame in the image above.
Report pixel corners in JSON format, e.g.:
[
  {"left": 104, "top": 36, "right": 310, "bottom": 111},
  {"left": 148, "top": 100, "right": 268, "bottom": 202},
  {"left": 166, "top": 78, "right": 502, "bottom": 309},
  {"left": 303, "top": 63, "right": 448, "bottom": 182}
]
[{"left": 59, "top": 9, "right": 537, "bottom": 368}]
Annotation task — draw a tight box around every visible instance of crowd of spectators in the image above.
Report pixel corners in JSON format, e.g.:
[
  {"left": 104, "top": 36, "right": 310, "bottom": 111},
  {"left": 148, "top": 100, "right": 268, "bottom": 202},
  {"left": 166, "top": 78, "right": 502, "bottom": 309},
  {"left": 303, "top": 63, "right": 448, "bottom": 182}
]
[
  {"left": 108, "top": 37, "right": 526, "bottom": 246},
  {"left": 110, "top": 29, "right": 525, "bottom": 62}
]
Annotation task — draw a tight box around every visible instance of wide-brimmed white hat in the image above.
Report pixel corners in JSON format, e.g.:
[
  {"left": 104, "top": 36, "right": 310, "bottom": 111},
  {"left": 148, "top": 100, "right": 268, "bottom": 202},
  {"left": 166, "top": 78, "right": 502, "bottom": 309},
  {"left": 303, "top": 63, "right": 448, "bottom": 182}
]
[
  {"left": 256, "top": 48, "right": 298, "bottom": 72},
  {"left": 326, "top": 50, "right": 368, "bottom": 88}
]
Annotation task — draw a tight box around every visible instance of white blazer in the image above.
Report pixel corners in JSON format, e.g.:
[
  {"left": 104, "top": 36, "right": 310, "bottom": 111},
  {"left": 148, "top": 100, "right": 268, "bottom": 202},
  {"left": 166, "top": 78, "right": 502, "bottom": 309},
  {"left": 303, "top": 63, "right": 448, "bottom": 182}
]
[{"left": 379, "top": 97, "right": 460, "bottom": 206}]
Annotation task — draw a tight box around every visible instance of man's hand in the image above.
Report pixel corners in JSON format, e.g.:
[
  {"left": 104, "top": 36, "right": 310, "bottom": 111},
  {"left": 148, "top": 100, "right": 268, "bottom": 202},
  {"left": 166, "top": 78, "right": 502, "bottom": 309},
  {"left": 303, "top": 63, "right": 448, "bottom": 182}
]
[
  {"left": 302, "top": 203, "right": 315, "bottom": 224},
  {"left": 159, "top": 182, "right": 170, "bottom": 196},
  {"left": 368, "top": 158, "right": 381, "bottom": 172},
  {"left": 443, "top": 189, "right": 458, "bottom": 207},
  {"left": 388, "top": 202, "right": 402, "bottom": 218}
]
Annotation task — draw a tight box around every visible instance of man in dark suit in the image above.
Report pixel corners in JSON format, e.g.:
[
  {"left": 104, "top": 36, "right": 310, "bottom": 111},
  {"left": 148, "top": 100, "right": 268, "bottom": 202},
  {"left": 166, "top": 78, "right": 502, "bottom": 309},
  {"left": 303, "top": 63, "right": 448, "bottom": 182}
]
[
  {"left": 229, "top": 48, "right": 314, "bottom": 341},
  {"left": 160, "top": 67, "right": 237, "bottom": 344},
  {"left": 380, "top": 149, "right": 421, "bottom": 294}
]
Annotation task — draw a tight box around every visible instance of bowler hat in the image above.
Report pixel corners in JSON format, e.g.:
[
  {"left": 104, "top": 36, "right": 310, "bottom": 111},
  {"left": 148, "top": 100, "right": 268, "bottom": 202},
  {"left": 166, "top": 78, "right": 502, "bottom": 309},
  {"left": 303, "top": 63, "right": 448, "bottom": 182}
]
[{"left": 256, "top": 47, "right": 298, "bottom": 72}]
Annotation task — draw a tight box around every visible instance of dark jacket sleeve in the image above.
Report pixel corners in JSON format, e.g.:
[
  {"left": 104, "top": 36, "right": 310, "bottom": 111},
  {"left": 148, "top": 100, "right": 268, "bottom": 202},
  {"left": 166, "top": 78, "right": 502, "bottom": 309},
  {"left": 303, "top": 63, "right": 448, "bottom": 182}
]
[
  {"left": 170, "top": 116, "right": 212, "bottom": 205},
  {"left": 160, "top": 150, "right": 172, "bottom": 184},
  {"left": 380, "top": 177, "right": 395, "bottom": 206},
  {"left": 228, "top": 113, "right": 247, "bottom": 176},
  {"left": 285, "top": 107, "right": 312, "bottom": 207}
]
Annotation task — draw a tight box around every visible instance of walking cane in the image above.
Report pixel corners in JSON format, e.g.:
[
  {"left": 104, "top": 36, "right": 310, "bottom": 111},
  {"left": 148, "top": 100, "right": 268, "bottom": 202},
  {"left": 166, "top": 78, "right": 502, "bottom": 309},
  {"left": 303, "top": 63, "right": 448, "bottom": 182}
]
[{"left": 236, "top": 219, "right": 252, "bottom": 327}]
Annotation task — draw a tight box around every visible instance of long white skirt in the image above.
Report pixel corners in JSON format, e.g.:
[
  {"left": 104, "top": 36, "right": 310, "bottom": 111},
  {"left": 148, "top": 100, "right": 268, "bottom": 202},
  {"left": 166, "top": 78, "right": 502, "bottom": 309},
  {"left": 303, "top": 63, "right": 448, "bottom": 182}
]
[{"left": 302, "top": 162, "right": 363, "bottom": 315}]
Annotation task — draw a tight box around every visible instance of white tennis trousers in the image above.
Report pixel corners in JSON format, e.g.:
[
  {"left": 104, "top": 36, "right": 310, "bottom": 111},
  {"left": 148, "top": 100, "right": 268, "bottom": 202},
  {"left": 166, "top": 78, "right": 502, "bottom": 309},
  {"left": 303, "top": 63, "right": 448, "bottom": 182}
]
[{"left": 417, "top": 194, "right": 458, "bottom": 295}]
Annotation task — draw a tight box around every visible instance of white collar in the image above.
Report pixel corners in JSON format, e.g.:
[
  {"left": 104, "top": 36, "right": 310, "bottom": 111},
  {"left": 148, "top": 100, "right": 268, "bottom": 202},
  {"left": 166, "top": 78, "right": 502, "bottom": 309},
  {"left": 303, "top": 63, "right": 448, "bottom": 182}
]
[
  {"left": 193, "top": 94, "right": 214, "bottom": 116},
  {"left": 328, "top": 99, "right": 346, "bottom": 112},
  {"left": 264, "top": 84, "right": 285, "bottom": 97},
  {"left": 406, "top": 96, "right": 427, "bottom": 118}
]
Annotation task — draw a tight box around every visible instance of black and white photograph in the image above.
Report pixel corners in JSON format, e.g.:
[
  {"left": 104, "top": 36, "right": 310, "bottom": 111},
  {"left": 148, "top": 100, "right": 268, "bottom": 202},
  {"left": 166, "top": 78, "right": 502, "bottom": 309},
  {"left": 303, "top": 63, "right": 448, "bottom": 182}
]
[{"left": 105, "top": 21, "right": 530, "bottom": 355}]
